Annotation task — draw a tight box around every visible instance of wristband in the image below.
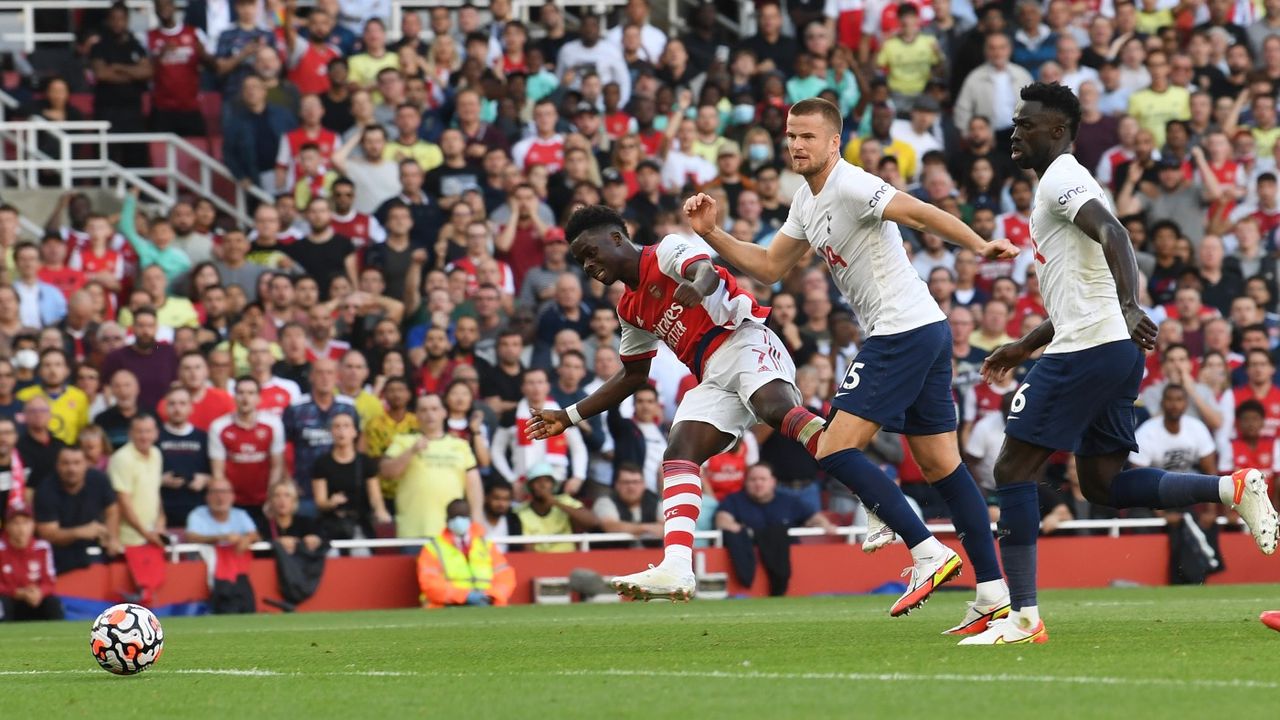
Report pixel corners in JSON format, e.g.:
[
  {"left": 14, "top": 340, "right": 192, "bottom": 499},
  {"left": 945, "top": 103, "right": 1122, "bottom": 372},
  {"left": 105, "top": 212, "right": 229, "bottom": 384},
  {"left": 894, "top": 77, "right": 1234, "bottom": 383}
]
[{"left": 565, "top": 403, "right": 584, "bottom": 425}]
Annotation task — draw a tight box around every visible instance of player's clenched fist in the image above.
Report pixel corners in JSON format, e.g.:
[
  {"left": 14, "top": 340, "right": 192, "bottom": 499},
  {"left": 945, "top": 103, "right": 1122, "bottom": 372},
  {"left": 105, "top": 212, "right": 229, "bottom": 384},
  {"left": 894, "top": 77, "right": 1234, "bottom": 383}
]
[
  {"left": 683, "top": 193, "right": 717, "bottom": 236},
  {"left": 525, "top": 408, "right": 569, "bottom": 440},
  {"left": 673, "top": 280, "right": 704, "bottom": 307},
  {"left": 981, "top": 238, "right": 1020, "bottom": 260}
]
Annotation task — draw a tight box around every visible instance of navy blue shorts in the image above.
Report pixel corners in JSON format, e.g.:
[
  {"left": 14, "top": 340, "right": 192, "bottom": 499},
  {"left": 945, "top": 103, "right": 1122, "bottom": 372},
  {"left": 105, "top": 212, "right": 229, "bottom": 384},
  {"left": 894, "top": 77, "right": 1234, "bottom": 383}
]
[
  {"left": 829, "top": 320, "right": 957, "bottom": 436},
  {"left": 1004, "top": 339, "right": 1144, "bottom": 456}
]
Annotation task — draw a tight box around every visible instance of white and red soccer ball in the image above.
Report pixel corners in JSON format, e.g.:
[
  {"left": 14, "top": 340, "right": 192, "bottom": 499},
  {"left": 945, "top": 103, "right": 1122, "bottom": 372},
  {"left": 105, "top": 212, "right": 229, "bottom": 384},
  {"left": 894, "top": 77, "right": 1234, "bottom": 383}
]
[{"left": 90, "top": 603, "right": 164, "bottom": 675}]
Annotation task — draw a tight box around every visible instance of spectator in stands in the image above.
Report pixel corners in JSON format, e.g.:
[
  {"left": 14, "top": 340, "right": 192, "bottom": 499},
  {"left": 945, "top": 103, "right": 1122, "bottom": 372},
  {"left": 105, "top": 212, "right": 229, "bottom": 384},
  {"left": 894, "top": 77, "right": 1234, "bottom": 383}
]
[
  {"left": 493, "top": 367, "right": 587, "bottom": 493},
  {"left": 147, "top": 0, "right": 211, "bottom": 137},
  {"left": 594, "top": 462, "right": 662, "bottom": 547},
  {"left": 108, "top": 413, "right": 167, "bottom": 602},
  {"left": 716, "top": 463, "right": 836, "bottom": 596},
  {"left": 605, "top": 384, "right": 665, "bottom": 493},
  {"left": 381, "top": 393, "right": 483, "bottom": 543},
  {"left": 18, "top": 396, "right": 65, "bottom": 491},
  {"left": 284, "top": 358, "right": 358, "bottom": 500},
  {"left": 213, "top": 0, "right": 275, "bottom": 99},
  {"left": 100, "top": 308, "right": 177, "bottom": 412},
  {"left": 157, "top": 386, "right": 211, "bottom": 526},
  {"left": 954, "top": 32, "right": 1032, "bottom": 146},
  {"left": 224, "top": 74, "right": 298, "bottom": 194},
  {"left": 18, "top": 349, "right": 88, "bottom": 445},
  {"left": 332, "top": 125, "right": 400, "bottom": 212},
  {"left": 417, "top": 497, "right": 515, "bottom": 608},
  {"left": 516, "top": 462, "right": 599, "bottom": 552},
  {"left": 184, "top": 476, "right": 259, "bottom": 614},
  {"left": 480, "top": 477, "right": 521, "bottom": 552},
  {"left": 91, "top": 3, "right": 151, "bottom": 169},
  {"left": 35, "top": 445, "right": 120, "bottom": 573},
  {"left": 312, "top": 412, "right": 389, "bottom": 542},
  {"left": 13, "top": 243, "right": 67, "bottom": 328},
  {"left": 0, "top": 501, "right": 64, "bottom": 621},
  {"left": 209, "top": 376, "right": 286, "bottom": 526},
  {"left": 1132, "top": 384, "right": 1219, "bottom": 475}
]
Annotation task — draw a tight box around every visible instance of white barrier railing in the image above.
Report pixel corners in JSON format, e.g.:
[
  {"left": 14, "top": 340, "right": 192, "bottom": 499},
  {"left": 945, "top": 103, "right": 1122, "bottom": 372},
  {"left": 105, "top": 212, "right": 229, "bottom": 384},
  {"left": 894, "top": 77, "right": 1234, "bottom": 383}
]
[
  {"left": 81, "top": 516, "right": 1233, "bottom": 563},
  {"left": 0, "top": 116, "right": 272, "bottom": 225}
]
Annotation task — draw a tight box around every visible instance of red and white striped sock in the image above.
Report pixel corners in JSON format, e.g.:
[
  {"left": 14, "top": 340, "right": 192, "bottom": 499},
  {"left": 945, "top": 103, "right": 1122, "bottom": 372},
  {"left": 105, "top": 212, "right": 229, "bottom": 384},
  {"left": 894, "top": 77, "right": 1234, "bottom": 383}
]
[
  {"left": 660, "top": 459, "right": 702, "bottom": 572},
  {"left": 781, "top": 407, "right": 826, "bottom": 457}
]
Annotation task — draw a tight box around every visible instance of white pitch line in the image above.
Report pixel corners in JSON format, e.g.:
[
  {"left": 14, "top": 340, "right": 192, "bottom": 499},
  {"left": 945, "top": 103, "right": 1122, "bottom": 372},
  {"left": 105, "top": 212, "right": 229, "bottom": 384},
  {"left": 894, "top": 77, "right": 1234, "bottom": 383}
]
[{"left": 1, "top": 667, "right": 1276, "bottom": 691}]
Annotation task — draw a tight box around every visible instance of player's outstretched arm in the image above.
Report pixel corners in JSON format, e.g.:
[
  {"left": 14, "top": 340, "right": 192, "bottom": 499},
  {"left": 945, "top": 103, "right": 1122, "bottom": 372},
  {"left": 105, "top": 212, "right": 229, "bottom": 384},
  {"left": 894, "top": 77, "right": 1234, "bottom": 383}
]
[
  {"left": 684, "top": 193, "right": 808, "bottom": 283},
  {"left": 881, "top": 193, "right": 1019, "bottom": 260},
  {"left": 525, "top": 357, "right": 654, "bottom": 440},
  {"left": 1073, "top": 198, "right": 1158, "bottom": 350}
]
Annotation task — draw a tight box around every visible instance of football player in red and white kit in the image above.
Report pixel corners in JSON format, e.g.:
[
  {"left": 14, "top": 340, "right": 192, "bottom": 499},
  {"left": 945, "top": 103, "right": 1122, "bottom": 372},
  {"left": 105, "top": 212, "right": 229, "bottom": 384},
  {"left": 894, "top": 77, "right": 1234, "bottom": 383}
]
[{"left": 527, "top": 206, "right": 835, "bottom": 601}]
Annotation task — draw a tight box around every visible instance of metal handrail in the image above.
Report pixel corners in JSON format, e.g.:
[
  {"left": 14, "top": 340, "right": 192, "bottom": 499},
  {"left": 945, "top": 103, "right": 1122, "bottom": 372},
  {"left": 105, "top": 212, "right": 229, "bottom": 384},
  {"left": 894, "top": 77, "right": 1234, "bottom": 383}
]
[
  {"left": 0, "top": 117, "right": 271, "bottom": 224},
  {"left": 80, "top": 516, "right": 1238, "bottom": 563}
]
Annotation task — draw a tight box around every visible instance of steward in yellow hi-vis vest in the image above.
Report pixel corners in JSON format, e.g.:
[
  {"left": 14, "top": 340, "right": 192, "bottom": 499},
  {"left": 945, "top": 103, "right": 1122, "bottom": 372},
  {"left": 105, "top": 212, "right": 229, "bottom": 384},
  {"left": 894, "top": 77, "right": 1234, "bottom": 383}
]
[{"left": 417, "top": 499, "right": 516, "bottom": 609}]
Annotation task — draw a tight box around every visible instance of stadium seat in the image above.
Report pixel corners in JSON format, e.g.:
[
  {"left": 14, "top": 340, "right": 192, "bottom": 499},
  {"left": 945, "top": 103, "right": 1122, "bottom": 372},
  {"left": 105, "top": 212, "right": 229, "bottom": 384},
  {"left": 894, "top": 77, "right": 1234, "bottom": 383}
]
[
  {"left": 67, "top": 93, "right": 93, "bottom": 117},
  {"left": 198, "top": 92, "right": 222, "bottom": 137}
]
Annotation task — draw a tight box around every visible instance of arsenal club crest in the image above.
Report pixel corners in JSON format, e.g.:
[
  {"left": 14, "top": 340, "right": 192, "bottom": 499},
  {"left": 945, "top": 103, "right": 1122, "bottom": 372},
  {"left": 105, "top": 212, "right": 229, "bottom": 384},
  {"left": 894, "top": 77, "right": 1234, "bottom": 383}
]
[{"left": 648, "top": 284, "right": 662, "bottom": 299}]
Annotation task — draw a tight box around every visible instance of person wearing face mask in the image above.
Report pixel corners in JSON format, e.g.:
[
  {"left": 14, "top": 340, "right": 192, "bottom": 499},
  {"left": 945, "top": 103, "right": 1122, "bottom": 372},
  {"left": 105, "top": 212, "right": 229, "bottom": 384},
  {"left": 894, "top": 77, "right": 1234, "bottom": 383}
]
[{"left": 416, "top": 498, "right": 516, "bottom": 609}]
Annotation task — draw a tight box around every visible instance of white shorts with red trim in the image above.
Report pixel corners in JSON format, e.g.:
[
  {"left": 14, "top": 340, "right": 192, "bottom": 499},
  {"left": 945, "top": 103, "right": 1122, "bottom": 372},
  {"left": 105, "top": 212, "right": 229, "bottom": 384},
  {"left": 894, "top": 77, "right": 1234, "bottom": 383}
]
[{"left": 671, "top": 322, "right": 797, "bottom": 441}]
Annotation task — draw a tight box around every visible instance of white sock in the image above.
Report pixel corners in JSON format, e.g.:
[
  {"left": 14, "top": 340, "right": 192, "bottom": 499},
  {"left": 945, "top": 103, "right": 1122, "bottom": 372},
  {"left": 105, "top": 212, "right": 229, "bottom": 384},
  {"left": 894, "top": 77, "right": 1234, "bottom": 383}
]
[
  {"left": 1014, "top": 605, "right": 1041, "bottom": 628},
  {"left": 976, "top": 579, "right": 1007, "bottom": 604},
  {"left": 908, "top": 536, "right": 947, "bottom": 562},
  {"left": 1218, "top": 475, "right": 1237, "bottom": 506}
]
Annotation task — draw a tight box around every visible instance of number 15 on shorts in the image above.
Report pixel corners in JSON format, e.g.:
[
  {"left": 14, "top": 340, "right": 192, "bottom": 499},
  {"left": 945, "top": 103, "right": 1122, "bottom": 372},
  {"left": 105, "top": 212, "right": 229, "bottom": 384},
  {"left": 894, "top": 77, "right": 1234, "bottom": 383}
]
[{"left": 838, "top": 362, "right": 866, "bottom": 394}]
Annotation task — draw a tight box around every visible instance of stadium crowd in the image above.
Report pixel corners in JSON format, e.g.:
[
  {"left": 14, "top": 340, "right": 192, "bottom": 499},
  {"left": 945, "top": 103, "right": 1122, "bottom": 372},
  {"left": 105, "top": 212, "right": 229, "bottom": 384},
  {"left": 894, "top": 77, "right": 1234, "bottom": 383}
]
[{"left": 3, "top": 0, "right": 1280, "bottom": 606}]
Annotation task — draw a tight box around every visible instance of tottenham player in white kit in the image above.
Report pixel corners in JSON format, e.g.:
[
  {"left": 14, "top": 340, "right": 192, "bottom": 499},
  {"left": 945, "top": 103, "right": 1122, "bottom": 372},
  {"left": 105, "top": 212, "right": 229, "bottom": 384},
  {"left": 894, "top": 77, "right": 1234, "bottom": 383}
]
[
  {"left": 685, "top": 98, "right": 1020, "bottom": 630},
  {"left": 966, "top": 82, "right": 1279, "bottom": 645}
]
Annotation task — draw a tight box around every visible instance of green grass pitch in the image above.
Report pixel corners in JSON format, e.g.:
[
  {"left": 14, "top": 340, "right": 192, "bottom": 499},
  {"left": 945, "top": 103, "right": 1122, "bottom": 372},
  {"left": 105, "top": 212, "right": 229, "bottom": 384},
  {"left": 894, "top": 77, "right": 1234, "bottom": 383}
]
[{"left": 3, "top": 584, "right": 1278, "bottom": 719}]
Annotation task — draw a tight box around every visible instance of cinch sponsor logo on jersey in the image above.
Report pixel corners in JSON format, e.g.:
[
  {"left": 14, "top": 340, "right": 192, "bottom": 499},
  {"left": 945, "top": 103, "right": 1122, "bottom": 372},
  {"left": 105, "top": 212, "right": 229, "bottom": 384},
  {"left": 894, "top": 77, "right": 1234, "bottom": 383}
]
[
  {"left": 869, "top": 184, "right": 890, "bottom": 208},
  {"left": 652, "top": 303, "right": 688, "bottom": 348},
  {"left": 1058, "top": 186, "right": 1087, "bottom": 205}
]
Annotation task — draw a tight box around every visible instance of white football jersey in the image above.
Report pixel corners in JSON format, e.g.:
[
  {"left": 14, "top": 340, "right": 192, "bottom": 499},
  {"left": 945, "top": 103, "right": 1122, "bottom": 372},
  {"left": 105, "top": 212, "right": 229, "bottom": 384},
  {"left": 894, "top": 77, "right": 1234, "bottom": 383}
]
[
  {"left": 779, "top": 160, "right": 944, "bottom": 337},
  {"left": 1029, "top": 153, "right": 1131, "bottom": 354}
]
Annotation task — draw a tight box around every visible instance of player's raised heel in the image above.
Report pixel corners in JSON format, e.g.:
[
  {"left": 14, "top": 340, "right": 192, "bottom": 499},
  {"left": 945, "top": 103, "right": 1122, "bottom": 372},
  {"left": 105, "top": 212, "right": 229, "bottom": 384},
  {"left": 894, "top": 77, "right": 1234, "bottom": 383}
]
[
  {"left": 942, "top": 600, "right": 1012, "bottom": 635},
  {"left": 890, "top": 549, "right": 963, "bottom": 617},
  {"left": 611, "top": 565, "right": 696, "bottom": 603},
  {"left": 862, "top": 511, "right": 897, "bottom": 554},
  {"left": 1228, "top": 469, "right": 1279, "bottom": 555}
]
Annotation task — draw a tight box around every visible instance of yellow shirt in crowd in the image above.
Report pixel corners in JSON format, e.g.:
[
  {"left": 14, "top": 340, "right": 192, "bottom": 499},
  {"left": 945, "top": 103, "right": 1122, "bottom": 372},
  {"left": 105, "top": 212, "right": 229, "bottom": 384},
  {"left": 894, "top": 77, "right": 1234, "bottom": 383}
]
[
  {"left": 876, "top": 34, "right": 939, "bottom": 97},
  {"left": 18, "top": 384, "right": 89, "bottom": 444},
  {"left": 517, "top": 496, "right": 586, "bottom": 553},
  {"left": 385, "top": 432, "right": 476, "bottom": 539},
  {"left": 108, "top": 443, "right": 163, "bottom": 547},
  {"left": 1127, "top": 86, "right": 1190, "bottom": 147}
]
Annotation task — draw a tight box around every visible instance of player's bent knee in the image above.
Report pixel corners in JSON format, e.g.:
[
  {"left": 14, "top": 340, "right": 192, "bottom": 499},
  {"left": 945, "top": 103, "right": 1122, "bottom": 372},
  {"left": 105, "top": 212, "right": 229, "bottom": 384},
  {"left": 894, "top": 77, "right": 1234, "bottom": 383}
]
[{"left": 815, "top": 412, "right": 877, "bottom": 459}]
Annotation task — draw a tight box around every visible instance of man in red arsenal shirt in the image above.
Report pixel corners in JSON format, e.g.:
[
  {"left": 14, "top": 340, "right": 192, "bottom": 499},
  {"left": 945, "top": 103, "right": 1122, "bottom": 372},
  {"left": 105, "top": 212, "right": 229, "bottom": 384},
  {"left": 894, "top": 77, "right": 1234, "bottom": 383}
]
[
  {"left": 245, "top": 338, "right": 301, "bottom": 416},
  {"left": 1238, "top": 349, "right": 1280, "bottom": 439},
  {"left": 157, "top": 352, "right": 235, "bottom": 431},
  {"left": 304, "top": 305, "right": 350, "bottom": 362},
  {"left": 37, "top": 234, "right": 85, "bottom": 300},
  {"left": 275, "top": 95, "right": 339, "bottom": 190},
  {"left": 147, "top": 0, "right": 211, "bottom": 137},
  {"left": 0, "top": 502, "right": 64, "bottom": 621},
  {"left": 529, "top": 206, "right": 831, "bottom": 601},
  {"left": 284, "top": 6, "right": 341, "bottom": 96},
  {"left": 1229, "top": 401, "right": 1280, "bottom": 498},
  {"left": 208, "top": 377, "right": 285, "bottom": 520},
  {"left": 511, "top": 99, "right": 565, "bottom": 173},
  {"left": 995, "top": 177, "right": 1033, "bottom": 249},
  {"left": 329, "top": 177, "right": 386, "bottom": 248}
]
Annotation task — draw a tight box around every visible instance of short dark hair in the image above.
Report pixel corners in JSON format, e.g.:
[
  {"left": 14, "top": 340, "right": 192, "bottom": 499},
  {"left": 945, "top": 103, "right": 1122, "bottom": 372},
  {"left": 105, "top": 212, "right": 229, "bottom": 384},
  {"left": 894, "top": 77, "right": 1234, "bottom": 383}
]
[
  {"left": 1237, "top": 399, "right": 1266, "bottom": 419},
  {"left": 564, "top": 204, "right": 628, "bottom": 245},
  {"left": 615, "top": 462, "right": 644, "bottom": 478},
  {"left": 485, "top": 477, "right": 514, "bottom": 495},
  {"left": 788, "top": 97, "right": 843, "bottom": 135},
  {"left": 1020, "top": 81, "right": 1082, "bottom": 139}
]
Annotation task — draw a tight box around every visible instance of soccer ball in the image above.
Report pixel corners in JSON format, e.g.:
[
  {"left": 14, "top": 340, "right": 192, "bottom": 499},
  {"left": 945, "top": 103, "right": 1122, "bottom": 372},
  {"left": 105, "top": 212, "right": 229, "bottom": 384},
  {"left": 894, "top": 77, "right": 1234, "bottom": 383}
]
[{"left": 90, "top": 603, "right": 164, "bottom": 675}]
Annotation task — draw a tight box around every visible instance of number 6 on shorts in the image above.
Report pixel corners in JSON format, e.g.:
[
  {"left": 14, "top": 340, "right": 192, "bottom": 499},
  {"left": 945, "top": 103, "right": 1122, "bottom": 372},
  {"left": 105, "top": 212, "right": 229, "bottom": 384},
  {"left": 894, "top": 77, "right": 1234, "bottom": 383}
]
[
  {"left": 1010, "top": 383, "right": 1031, "bottom": 414},
  {"left": 841, "top": 362, "right": 866, "bottom": 391}
]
